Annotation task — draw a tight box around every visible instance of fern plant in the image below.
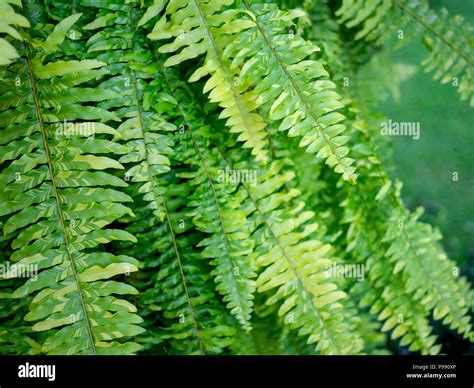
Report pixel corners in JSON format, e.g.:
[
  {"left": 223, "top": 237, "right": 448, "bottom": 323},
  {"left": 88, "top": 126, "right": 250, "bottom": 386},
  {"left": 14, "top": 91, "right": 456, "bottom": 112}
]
[{"left": 0, "top": 0, "right": 472, "bottom": 355}]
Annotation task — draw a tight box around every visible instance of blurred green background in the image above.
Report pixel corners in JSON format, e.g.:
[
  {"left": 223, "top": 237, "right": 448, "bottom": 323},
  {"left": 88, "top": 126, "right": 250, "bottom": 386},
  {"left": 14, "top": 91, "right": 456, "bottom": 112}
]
[{"left": 377, "top": 0, "right": 473, "bottom": 284}]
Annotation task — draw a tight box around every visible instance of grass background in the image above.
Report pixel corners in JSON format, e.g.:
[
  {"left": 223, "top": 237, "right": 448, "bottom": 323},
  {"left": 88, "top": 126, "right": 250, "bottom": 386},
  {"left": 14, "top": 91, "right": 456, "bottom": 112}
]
[
  {"left": 369, "top": 0, "right": 473, "bottom": 353},
  {"left": 378, "top": 0, "right": 473, "bottom": 278}
]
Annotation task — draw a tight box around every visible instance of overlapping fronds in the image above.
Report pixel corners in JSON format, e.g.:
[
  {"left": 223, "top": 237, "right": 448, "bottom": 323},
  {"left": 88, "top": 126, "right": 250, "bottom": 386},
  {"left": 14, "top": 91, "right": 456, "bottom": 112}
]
[
  {"left": 0, "top": 0, "right": 30, "bottom": 65},
  {"left": 223, "top": 2, "right": 358, "bottom": 183},
  {"left": 0, "top": 0, "right": 472, "bottom": 356},
  {"left": 152, "top": 67, "right": 364, "bottom": 353},
  {"left": 183, "top": 121, "right": 257, "bottom": 331},
  {"left": 337, "top": 109, "right": 472, "bottom": 349},
  {"left": 342, "top": 178, "right": 441, "bottom": 354},
  {"left": 77, "top": 0, "right": 237, "bottom": 354},
  {"left": 126, "top": 179, "right": 236, "bottom": 354},
  {"left": 296, "top": 0, "right": 474, "bottom": 353},
  {"left": 336, "top": 0, "right": 474, "bottom": 106},
  {"left": 0, "top": 12, "right": 143, "bottom": 354},
  {"left": 83, "top": 0, "right": 175, "bottom": 222},
  {"left": 145, "top": 0, "right": 269, "bottom": 163},
  {"left": 222, "top": 154, "right": 364, "bottom": 354}
]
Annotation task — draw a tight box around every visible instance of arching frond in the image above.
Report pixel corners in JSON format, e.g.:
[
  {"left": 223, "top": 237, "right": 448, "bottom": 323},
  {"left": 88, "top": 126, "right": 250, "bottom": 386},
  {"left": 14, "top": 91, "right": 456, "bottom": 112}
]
[
  {"left": 220, "top": 154, "right": 364, "bottom": 354},
  {"left": 224, "top": 2, "right": 358, "bottom": 182},
  {"left": 83, "top": 0, "right": 175, "bottom": 222},
  {"left": 337, "top": 0, "right": 474, "bottom": 106},
  {"left": 78, "top": 0, "right": 236, "bottom": 355},
  {"left": 178, "top": 106, "right": 257, "bottom": 331},
  {"left": 0, "top": 13, "right": 143, "bottom": 355},
  {"left": 146, "top": 0, "right": 269, "bottom": 163},
  {"left": 0, "top": 0, "right": 471, "bottom": 357}
]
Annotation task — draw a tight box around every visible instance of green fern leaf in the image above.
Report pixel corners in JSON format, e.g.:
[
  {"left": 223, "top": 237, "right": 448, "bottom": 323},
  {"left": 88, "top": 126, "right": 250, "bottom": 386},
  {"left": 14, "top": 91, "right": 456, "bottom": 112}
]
[
  {"left": 146, "top": 0, "right": 270, "bottom": 163},
  {"left": 225, "top": 2, "right": 357, "bottom": 182},
  {"left": 0, "top": 15, "right": 143, "bottom": 355}
]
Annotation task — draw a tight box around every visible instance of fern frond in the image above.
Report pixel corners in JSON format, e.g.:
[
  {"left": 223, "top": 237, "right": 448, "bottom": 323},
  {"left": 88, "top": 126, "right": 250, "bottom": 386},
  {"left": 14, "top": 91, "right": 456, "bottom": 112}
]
[
  {"left": 157, "top": 66, "right": 257, "bottom": 333},
  {"left": 224, "top": 2, "right": 357, "bottom": 182},
  {"left": 337, "top": 0, "right": 474, "bottom": 106},
  {"left": 340, "top": 132, "right": 473, "bottom": 352},
  {"left": 145, "top": 0, "right": 269, "bottom": 163},
  {"left": 0, "top": 14, "right": 143, "bottom": 354},
  {"left": 80, "top": 0, "right": 239, "bottom": 354},
  {"left": 0, "top": 0, "right": 30, "bottom": 65},
  {"left": 124, "top": 157, "right": 237, "bottom": 354},
  {"left": 217, "top": 151, "right": 364, "bottom": 354},
  {"left": 343, "top": 187, "right": 441, "bottom": 354},
  {"left": 83, "top": 1, "right": 175, "bottom": 222},
  {"left": 300, "top": 0, "right": 474, "bottom": 349},
  {"left": 384, "top": 205, "right": 472, "bottom": 337},
  {"left": 167, "top": 87, "right": 257, "bottom": 331}
]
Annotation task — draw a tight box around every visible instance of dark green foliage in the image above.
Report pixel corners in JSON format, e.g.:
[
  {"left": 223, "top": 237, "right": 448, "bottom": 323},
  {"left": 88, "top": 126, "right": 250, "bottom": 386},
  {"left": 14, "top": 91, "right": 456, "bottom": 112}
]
[{"left": 0, "top": 0, "right": 472, "bottom": 355}]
